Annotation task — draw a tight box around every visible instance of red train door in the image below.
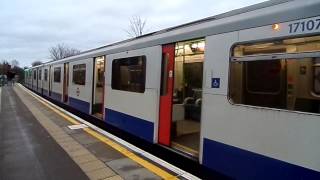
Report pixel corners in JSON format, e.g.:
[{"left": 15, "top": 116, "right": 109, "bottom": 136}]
[{"left": 158, "top": 44, "right": 175, "bottom": 146}]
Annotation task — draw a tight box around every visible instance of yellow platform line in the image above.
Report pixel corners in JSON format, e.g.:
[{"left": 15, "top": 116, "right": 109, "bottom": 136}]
[{"left": 20, "top": 85, "right": 178, "bottom": 180}]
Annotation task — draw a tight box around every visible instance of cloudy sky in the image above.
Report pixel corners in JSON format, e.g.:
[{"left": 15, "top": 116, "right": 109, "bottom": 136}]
[{"left": 1, "top": 0, "right": 266, "bottom": 67}]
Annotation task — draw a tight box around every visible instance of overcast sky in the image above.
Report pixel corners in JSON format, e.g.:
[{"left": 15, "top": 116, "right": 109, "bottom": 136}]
[{"left": 0, "top": 0, "right": 266, "bottom": 67}]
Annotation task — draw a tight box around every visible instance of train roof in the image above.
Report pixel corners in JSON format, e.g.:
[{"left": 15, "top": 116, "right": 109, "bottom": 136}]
[{"left": 31, "top": 0, "right": 320, "bottom": 68}]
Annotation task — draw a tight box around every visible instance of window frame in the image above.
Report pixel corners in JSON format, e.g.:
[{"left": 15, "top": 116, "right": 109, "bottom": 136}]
[
  {"left": 72, "top": 63, "right": 86, "bottom": 86},
  {"left": 228, "top": 35, "right": 320, "bottom": 116},
  {"left": 111, "top": 55, "right": 147, "bottom": 93}
]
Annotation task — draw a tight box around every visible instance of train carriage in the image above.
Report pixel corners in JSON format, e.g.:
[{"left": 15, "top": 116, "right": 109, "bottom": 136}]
[{"left": 25, "top": 0, "right": 320, "bottom": 179}]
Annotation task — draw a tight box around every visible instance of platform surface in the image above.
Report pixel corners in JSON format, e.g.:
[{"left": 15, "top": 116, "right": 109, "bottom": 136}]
[{"left": 0, "top": 85, "right": 183, "bottom": 180}]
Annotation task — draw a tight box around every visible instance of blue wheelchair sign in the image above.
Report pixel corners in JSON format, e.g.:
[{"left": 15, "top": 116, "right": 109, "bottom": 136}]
[{"left": 211, "top": 78, "right": 220, "bottom": 88}]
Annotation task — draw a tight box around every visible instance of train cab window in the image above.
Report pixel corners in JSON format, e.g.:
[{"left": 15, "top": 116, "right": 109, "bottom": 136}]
[
  {"left": 44, "top": 69, "right": 48, "bottom": 81},
  {"left": 230, "top": 35, "right": 320, "bottom": 114},
  {"left": 72, "top": 64, "right": 86, "bottom": 85},
  {"left": 54, "top": 67, "right": 61, "bottom": 83},
  {"left": 111, "top": 56, "right": 146, "bottom": 93}
]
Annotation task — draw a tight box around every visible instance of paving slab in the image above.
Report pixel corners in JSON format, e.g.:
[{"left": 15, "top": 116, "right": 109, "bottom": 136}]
[
  {"left": 71, "top": 132, "right": 100, "bottom": 146},
  {"left": 87, "top": 167, "right": 117, "bottom": 180},
  {"left": 107, "top": 158, "right": 160, "bottom": 180},
  {"left": 86, "top": 142, "right": 125, "bottom": 163}
]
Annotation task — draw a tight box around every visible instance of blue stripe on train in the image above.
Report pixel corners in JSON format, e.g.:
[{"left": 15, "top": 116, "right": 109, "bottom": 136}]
[
  {"left": 105, "top": 108, "right": 154, "bottom": 143},
  {"left": 50, "top": 92, "right": 61, "bottom": 102},
  {"left": 202, "top": 138, "right": 320, "bottom": 180},
  {"left": 69, "top": 97, "right": 90, "bottom": 114}
]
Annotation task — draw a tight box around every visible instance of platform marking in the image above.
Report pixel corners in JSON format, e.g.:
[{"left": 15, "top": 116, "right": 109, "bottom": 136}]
[
  {"left": 17, "top": 85, "right": 198, "bottom": 180},
  {"left": 68, "top": 124, "right": 88, "bottom": 130}
]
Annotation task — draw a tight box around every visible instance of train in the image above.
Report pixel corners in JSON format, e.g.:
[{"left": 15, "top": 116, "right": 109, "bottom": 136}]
[{"left": 24, "top": 0, "right": 320, "bottom": 179}]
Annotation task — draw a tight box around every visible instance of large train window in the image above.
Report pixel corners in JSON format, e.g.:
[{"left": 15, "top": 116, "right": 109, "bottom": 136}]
[
  {"left": 72, "top": 64, "right": 86, "bottom": 85},
  {"left": 230, "top": 35, "right": 320, "bottom": 114},
  {"left": 111, "top": 56, "right": 146, "bottom": 93},
  {"left": 54, "top": 67, "right": 61, "bottom": 83}
]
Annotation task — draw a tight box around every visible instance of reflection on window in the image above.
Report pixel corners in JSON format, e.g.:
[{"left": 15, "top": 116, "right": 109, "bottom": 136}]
[
  {"left": 230, "top": 35, "right": 320, "bottom": 114},
  {"left": 44, "top": 69, "right": 48, "bottom": 81},
  {"left": 54, "top": 67, "right": 61, "bottom": 83},
  {"left": 246, "top": 61, "right": 283, "bottom": 94},
  {"left": 112, "top": 56, "right": 146, "bottom": 93},
  {"left": 72, "top": 64, "right": 86, "bottom": 85}
]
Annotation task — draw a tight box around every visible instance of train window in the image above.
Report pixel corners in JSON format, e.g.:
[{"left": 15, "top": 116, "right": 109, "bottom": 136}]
[
  {"left": 54, "top": 67, "right": 61, "bottom": 83},
  {"left": 230, "top": 35, "right": 320, "bottom": 114},
  {"left": 39, "top": 69, "right": 42, "bottom": 80},
  {"left": 33, "top": 70, "right": 36, "bottom": 80},
  {"left": 112, "top": 56, "right": 146, "bottom": 93},
  {"left": 246, "top": 60, "right": 282, "bottom": 94},
  {"left": 160, "top": 53, "right": 169, "bottom": 96},
  {"left": 72, "top": 64, "right": 86, "bottom": 85},
  {"left": 44, "top": 69, "right": 48, "bottom": 81}
]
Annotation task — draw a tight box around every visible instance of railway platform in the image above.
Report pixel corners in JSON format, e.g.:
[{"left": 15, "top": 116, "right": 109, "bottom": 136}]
[{"left": 0, "top": 85, "right": 198, "bottom": 180}]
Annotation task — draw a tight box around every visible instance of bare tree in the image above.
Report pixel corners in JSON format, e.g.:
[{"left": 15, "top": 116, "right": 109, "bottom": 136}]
[
  {"left": 10, "top": 59, "right": 19, "bottom": 68},
  {"left": 126, "top": 16, "right": 147, "bottom": 38},
  {"left": 49, "top": 43, "right": 81, "bottom": 61},
  {"left": 32, "top": 60, "right": 43, "bottom": 67}
]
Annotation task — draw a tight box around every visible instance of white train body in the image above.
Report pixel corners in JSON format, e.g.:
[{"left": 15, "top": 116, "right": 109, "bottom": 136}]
[{"left": 25, "top": 0, "right": 320, "bottom": 179}]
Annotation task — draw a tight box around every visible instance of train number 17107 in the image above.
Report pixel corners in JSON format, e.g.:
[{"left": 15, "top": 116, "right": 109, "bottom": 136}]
[{"left": 289, "top": 19, "right": 320, "bottom": 33}]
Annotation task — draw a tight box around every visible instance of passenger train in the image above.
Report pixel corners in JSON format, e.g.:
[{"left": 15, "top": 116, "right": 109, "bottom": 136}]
[{"left": 25, "top": 0, "right": 320, "bottom": 179}]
